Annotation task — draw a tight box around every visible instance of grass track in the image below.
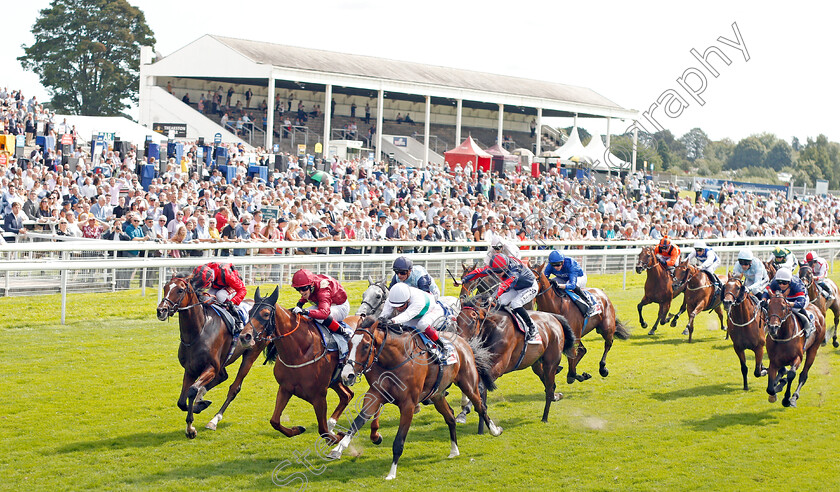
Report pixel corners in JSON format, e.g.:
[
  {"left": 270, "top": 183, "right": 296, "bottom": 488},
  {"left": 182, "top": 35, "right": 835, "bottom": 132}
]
[{"left": 2, "top": 270, "right": 840, "bottom": 491}]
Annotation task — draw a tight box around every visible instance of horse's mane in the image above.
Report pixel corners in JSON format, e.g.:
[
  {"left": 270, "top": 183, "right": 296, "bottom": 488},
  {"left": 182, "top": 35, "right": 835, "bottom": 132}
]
[
  {"left": 174, "top": 272, "right": 191, "bottom": 279},
  {"left": 360, "top": 317, "right": 376, "bottom": 330}
]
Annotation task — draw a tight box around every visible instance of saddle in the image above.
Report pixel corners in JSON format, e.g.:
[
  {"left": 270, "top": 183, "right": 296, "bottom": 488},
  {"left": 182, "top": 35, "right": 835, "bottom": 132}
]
[
  {"left": 699, "top": 271, "right": 723, "bottom": 310},
  {"left": 313, "top": 320, "right": 350, "bottom": 360},
  {"left": 383, "top": 322, "right": 457, "bottom": 366},
  {"left": 551, "top": 283, "right": 602, "bottom": 317},
  {"left": 208, "top": 303, "right": 243, "bottom": 336}
]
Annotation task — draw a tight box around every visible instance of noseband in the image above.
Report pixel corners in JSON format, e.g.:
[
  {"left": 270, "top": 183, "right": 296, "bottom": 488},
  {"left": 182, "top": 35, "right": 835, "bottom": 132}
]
[
  {"left": 358, "top": 282, "right": 387, "bottom": 317},
  {"left": 346, "top": 326, "right": 388, "bottom": 376},
  {"left": 160, "top": 281, "right": 205, "bottom": 319}
]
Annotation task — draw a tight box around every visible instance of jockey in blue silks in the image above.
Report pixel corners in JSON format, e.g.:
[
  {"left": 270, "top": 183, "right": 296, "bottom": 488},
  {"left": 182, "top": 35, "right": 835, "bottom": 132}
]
[
  {"left": 544, "top": 250, "right": 596, "bottom": 318},
  {"left": 388, "top": 256, "right": 440, "bottom": 298}
]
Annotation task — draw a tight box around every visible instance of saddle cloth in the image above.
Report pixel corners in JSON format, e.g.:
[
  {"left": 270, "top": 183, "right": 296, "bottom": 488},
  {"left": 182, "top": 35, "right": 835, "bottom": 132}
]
[
  {"left": 417, "top": 332, "right": 458, "bottom": 366},
  {"left": 501, "top": 307, "right": 543, "bottom": 344},
  {"left": 552, "top": 284, "right": 602, "bottom": 316},
  {"left": 209, "top": 303, "right": 247, "bottom": 336},
  {"left": 314, "top": 320, "right": 350, "bottom": 360}
]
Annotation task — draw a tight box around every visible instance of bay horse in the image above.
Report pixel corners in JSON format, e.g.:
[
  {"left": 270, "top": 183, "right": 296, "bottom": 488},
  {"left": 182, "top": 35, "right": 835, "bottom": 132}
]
[
  {"left": 721, "top": 274, "right": 766, "bottom": 390},
  {"left": 764, "top": 292, "right": 825, "bottom": 407},
  {"left": 531, "top": 264, "right": 629, "bottom": 381},
  {"left": 452, "top": 298, "right": 577, "bottom": 429},
  {"left": 635, "top": 246, "right": 679, "bottom": 335},
  {"left": 798, "top": 264, "right": 840, "bottom": 348},
  {"left": 156, "top": 273, "right": 264, "bottom": 439},
  {"left": 764, "top": 259, "right": 777, "bottom": 279},
  {"left": 328, "top": 317, "right": 503, "bottom": 481},
  {"left": 669, "top": 259, "right": 725, "bottom": 342},
  {"left": 237, "top": 286, "right": 353, "bottom": 443}
]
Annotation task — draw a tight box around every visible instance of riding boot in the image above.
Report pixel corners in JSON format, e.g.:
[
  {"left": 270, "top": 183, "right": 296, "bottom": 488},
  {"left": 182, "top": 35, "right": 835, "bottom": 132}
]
[
  {"left": 818, "top": 281, "right": 834, "bottom": 301},
  {"left": 796, "top": 310, "right": 815, "bottom": 340},
  {"left": 573, "top": 287, "right": 594, "bottom": 317},
  {"left": 513, "top": 306, "right": 541, "bottom": 344},
  {"left": 225, "top": 301, "right": 242, "bottom": 333},
  {"left": 423, "top": 326, "right": 448, "bottom": 362}
]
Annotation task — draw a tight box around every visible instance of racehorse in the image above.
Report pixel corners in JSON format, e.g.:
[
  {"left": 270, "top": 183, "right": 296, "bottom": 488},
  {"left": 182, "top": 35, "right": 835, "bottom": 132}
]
[
  {"left": 764, "top": 292, "right": 825, "bottom": 407},
  {"left": 635, "top": 246, "right": 679, "bottom": 335},
  {"left": 531, "top": 263, "right": 629, "bottom": 382},
  {"left": 328, "top": 317, "right": 503, "bottom": 481},
  {"left": 798, "top": 264, "right": 840, "bottom": 348},
  {"left": 357, "top": 277, "right": 460, "bottom": 319},
  {"left": 669, "top": 259, "right": 725, "bottom": 342},
  {"left": 237, "top": 286, "right": 353, "bottom": 444},
  {"left": 452, "top": 298, "right": 577, "bottom": 428},
  {"left": 721, "top": 274, "right": 766, "bottom": 390},
  {"left": 764, "top": 259, "right": 777, "bottom": 279},
  {"left": 156, "top": 273, "right": 263, "bottom": 439}
]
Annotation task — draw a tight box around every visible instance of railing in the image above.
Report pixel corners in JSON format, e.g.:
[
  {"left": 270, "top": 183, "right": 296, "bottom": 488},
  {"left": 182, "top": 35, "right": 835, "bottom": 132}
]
[
  {"left": 2, "top": 236, "right": 839, "bottom": 323},
  {"left": 410, "top": 133, "right": 449, "bottom": 153}
]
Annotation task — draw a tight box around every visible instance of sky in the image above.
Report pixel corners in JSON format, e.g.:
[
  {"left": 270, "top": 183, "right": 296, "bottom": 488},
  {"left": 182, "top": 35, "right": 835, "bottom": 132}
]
[{"left": 3, "top": 0, "right": 840, "bottom": 144}]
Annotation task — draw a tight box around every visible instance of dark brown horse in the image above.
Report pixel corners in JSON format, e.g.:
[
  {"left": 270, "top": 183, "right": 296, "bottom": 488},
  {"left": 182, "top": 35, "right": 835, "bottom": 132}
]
[
  {"left": 328, "top": 317, "right": 503, "bottom": 481},
  {"left": 532, "top": 263, "right": 629, "bottom": 381},
  {"left": 156, "top": 273, "right": 264, "bottom": 439},
  {"left": 798, "top": 264, "right": 840, "bottom": 348},
  {"left": 453, "top": 299, "right": 577, "bottom": 427},
  {"left": 238, "top": 287, "right": 353, "bottom": 443},
  {"left": 669, "top": 259, "right": 725, "bottom": 342},
  {"left": 721, "top": 274, "right": 766, "bottom": 390},
  {"left": 764, "top": 292, "right": 825, "bottom": 407},
  {"left": 764, "top": 259, "right": 777, "bottom": 279},
  {"left": 635, "top": 246, "right": 679, "bottom": 335}
]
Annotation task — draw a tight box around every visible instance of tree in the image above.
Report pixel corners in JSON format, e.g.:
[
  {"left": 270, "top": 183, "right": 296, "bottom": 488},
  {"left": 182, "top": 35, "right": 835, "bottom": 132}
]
[
  {"left": 798, "top": 135, "right": 840, "bottom": 187},
  {"left": 19, "top": 0, "right": 155, "bottom": 116},
  {"left": 726, "top": 136, "right": 766, "bottom": 170},
  {"left": 679, "top": 127, "right": 710, "bottom": 161},
  {"left": 764, "top": 141, "right": 793, "bottom": 171},
  {"left": 791, "top": 136, "right": 802, "bottom": 152}
]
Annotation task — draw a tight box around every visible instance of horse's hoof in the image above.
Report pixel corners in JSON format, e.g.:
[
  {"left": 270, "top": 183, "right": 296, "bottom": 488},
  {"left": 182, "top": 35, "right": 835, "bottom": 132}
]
[
  {"left": 821, "top": 340, "right": 827, "bottom": 347},
  {"left": 553, "top": 392, "right": 564, "bottom": 401},
  {"left": 577, "top": 372, "right": 592, "bottom": 382},
  {"left": 768, "top": 394, "right": 777, "bottom": 403},
  {"left": 682, "top": 327, "right": 690, "bottom": 336},
  {"left": 296, "top": 426, "right": 306, "bottom": 434},
  {"left": 640, "top": 322, "right": 648, "bottom": 329},
  {"left": 782, "top": 398, "right": 791, "bottom": 407},
  {"left": 186, "top": 428, "right": 197, "bottom": 439},
  {"left": 205, "top": 421, "right": 217, "bottom": 431},
  {"left": 670, "top": 320, "right": 678, "bottom": 328},
  {"left": 566, "top": 375, "right": 576, "bottom": 384},
  {"left": 193, "top": 400, "right": 212, "bottom": 414},
  {"left": 833, "top": 339, "right": 839, "bottom": 348},
  {"left": 599, "top": 367, "right": 609, "bottom": 378},
  {"left": 328, "top": 450, "right": 342, "bottom": 460},
  {"left": 647, "top": 329, "right": 656, "bottom": 336},
  {"left": 372, "top": 434, "right": 382, "bottom": 445},
  {"left": 455, "top": 414, "right": 467, "bottom": 424}
]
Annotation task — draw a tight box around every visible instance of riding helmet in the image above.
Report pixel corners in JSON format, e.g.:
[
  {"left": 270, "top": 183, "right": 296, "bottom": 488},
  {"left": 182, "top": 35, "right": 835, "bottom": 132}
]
[
  {"left": 490, "top": 254, "right": 508, "bottom": 272},
  {"left": 659, "top": 236, "right": 671, "bottom": 248},
  {"left": 775, "top": 268, "right": 792, "bottom": 282},
  {"left": 548, "top": 250, "right": 565, "bottom": 265},
  {"left": 193, "top": 264, "right": 214, "bottom": 290},
  {"left": 291, "top": 269, "right": 316, "bottom": 288},
  {"left": 393, "top": 256, "right": 413, "bottom": 272},
  {"left": 773, "top": 246, "right": 786, "bottom": 258},
  {"left": 693, "top": 240, "right": 706, "bottom": 250},
  {"left": 805, "top": 251, "right": 816, "bottom": 262},
  {"left": 737, "top": 250, "right": 754, "bottom": 262},
  {"left": 387, "top": 283, "right": 411, "bottom": 307}
]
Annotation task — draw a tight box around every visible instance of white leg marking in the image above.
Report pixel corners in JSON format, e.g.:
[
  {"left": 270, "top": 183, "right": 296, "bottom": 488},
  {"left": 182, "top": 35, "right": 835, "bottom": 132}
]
[
  {"left": 329, "top": 434, "right": 351, "bottom": 459},
  {"left": 327, "top": 417, "right": 336, "bottom": 433},
  {"left": 385, "top": 462, "right": 398, "bottom": 480},
  {"left": 488, "top": 420, "right": 503, "bottom": 437},
  {"left": 448, "top": 441, "right": 460, "bottom": 458},
  {"left": 206, "top": 413, "right": 222, "bottom": 430}
]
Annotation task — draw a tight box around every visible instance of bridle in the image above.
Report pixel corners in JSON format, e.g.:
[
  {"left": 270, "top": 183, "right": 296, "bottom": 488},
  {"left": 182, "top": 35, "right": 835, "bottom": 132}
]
[
  {"left": 358, "top": 282, "right": 387, "bottom": 317},
  {"left": 249, "top": 301, "right": 328, "bottom": 368},
  {"left": 764, "top": 295, "right": 800, "bottom": 342},
  {"left": 636, "top": 246, "right": 658, "bottom": 272},
  {"left": 347, "top": 322, "right": 437, "bottom": 375},
  {"left": 159, "top": 279, "right": 205, "bottom": 320},
  {"left": 723, "top": 279, "right": 760, "bottom": 327}
]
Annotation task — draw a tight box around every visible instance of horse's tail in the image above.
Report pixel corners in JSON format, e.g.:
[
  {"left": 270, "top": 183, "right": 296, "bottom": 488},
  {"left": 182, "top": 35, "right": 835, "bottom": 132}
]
[
  {"left": 262, "top": 343, "right": 277, "bottom": 365},
  {"left": 468, "top": 336, "right": 497, "bottom": 392},
  {"left": 614, "top": 318, "right": 631, "bottom": 340},
  {"left": 550, "top": 313, "right": 577, "bottom": 359}
]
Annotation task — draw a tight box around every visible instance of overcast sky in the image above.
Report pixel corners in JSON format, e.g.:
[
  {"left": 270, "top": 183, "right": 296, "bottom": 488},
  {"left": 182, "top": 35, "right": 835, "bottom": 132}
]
[{"left": 3, "top": 0, "right": 838, "bottom": 144}]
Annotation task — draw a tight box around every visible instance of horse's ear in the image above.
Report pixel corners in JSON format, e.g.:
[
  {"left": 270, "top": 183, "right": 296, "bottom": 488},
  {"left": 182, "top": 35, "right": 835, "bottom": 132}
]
[
  {"left": 267, "top": 286, "right": 279, "bottom": 305},
  {"left": 254, "top": 286, "right": 262, "bottom": 301},
  {"left": 367, "top": 275, "right": 374, "bottom": 285}
]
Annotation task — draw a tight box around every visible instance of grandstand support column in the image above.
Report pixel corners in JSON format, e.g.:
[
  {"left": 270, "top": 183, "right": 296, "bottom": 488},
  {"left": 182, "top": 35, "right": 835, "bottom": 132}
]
[
  {"left": 605, "top": 117, "right": 611, "bottom": 150},
  {"left": 574, "top": 113, "right": 578, "bottom": 128},
  {"left": 497, "top": 104, "right": 504, "bottom": 144},
  {"left": 631, "top": 125, "right": 638, "bottom": 173},
  {"left": 535, "top": 107, "right": 543, "bottom": 156},
  {"left": 324, "top": 84, "right": 332, "bottom": 160},
  {"left": 424, "top": 95, "right": 431, "bottom": 169},
  {"left": 455, "top": 99, "right": 463, "bottom": 145},
  {"left": 376, "top": 89, "right": 384, "bottom": 162},
  {"left": 266, "top": 74, "right": 276, "bottom": 151}
]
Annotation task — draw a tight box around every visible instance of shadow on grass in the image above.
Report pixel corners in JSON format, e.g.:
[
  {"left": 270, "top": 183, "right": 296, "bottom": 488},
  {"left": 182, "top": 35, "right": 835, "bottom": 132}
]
[
  {"left": 683, "top": 408, "right": 780, "bottom": 431},
  {"left": 629, "top": 335, "right": 715, "bottom": 346},
  {"left": 649, "top": 383, "right": 739, "bottom": 401},
  {"left": 53, "top": 430, "right": 186, "bottom": 454}
]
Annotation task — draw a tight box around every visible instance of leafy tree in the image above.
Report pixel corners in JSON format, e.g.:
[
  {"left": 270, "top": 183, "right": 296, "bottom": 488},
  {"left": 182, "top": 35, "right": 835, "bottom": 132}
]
[
  {"left": 785, "top": 160, "right": 822, "bottom": 187},
  {"left": 798, "top": 135, "right": 840, "bottom": 187},
  {"left": 607, "top": 134, "right": 662, "bottom": 171},
  {"left": 19, "top": 0, "right": 155, "bottom": 116},
  {"left": 679, "top": 127, "right": 710, "bottom": 161},
  {"left": 735, "top": 166, "right": 779, "bottom": 184},
  {"left": 705, "top": 138, "right": 735, "bottom": 163},
  {"left": 791, "top": 136, "right": 802, "bottom": 152},
  {"left": 725, "top": 136, "right": 766, "bottom": 170},
  {"left": 764, "top": 141, "right": 793, "bottom": 171},
  {"left": 563, "top": 126, "right": 591, "bottom": 144}
]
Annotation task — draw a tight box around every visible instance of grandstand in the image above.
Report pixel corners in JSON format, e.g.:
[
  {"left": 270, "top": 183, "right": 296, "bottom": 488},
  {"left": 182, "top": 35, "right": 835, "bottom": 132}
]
[{"left": 139, "top": 35, "right": 638, "bottom": 167}]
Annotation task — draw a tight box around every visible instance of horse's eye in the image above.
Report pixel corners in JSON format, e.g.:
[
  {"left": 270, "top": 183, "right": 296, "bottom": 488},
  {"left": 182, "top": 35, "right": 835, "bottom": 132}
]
[{"left": 177, "top": 288, "right": 184, "bottom": 293}]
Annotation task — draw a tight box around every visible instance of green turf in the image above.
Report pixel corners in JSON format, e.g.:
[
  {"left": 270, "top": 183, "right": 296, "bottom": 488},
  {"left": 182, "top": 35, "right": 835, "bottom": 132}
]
[{"left": 2, "top": 272, "right": 840, "bottom": 491}]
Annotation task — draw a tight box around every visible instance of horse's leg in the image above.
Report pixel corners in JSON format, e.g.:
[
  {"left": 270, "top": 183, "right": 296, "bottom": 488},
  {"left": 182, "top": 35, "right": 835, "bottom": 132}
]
[
  {"left": 766, "top": 363, "right": 779, "bottom": 403},
  {"left": 185, "top": 366, "right": 217, "bottom": 439},
  {"left": 431, "top": 396, "right": 460, "bottom": 458},
  {"left": 476, "top": 385, "right": 487, "bottom": 435},
  {"left": 369, "top": 412, "right": 383, "bottom": 445},
  {"left": 670, "top": 299, "right": 687, "bottom": 327},
  {"left": 831, "top": 303, "right": 840, "bottom": 348},
  {"left": 715, "top": 305, "right": 726, "bottom": 334},
  {"left": 637, "top": 296, "right": 651, "bottom": 330},
  {"left": 568, "top": 342, "right": 590, "bottom": 384},
  {"left": 194, "top": 368, "right": 227, "bottom": 414},
  {"left": 532, "top": 361, "right": 560, "bottom": 400},
  {"left": 177, "top": 372, "right": 196, "bottom": 412},
  {"left": 386, "top": 402, "right": 416, "bottom": 481},
  {"left": 781, "top": 367, "right": 797, "bottom": 408},
  {"left": 754, "top": 344, "right": 767, "bottom": 378},
  {"left": 207, "top": 350, "right": 260, "bottom": 430},
  {"left": 789, "top": 346, "right": 819, "bottom": 408},
  {"left": 684, "top": 305, "right": 702, "bottom": 342},
  {"left": 542, "top": 355, "right": 561, "bottom": 423},
  {"left": 459, "top": 371, "right": 502, "bottom": 437},
  {"left": 328, "top": 381, "right": 354, "bottom": 434},
  {"left": 455, "top": 392, "right": 472, "bottom": 424},
  {"left": 735, "top": 348, "right": 749, "bottom": 391},
  {"left": 269, "top": 387, "right": 306, "bottom": 437},
  {"left": 313, "top": 392, "right": 342, "bottom": 444},
  {"left": 330, "top": 392, "right": 383, "bottom": 459},
  {"left": 598, "top": 328, "right": 614, "bottom": 378}
]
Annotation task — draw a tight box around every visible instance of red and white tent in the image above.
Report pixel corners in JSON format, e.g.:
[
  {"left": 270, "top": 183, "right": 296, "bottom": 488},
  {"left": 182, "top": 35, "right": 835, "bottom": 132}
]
[{"left": 444, "top": 136, "right": 492, "bottom": 172}]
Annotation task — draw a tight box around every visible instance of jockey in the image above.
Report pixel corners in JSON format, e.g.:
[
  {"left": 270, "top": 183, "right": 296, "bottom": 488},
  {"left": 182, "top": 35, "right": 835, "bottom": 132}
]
[
  {"left": 290, "top": 269, "right": 352, "bottom": 338},
  {"left": 733, "top": 249, "right": 769, "bottom": 296},
  {"left": 388, "top": 256, "right": 440, "bottom": 298},
  {"left": 655, "top": 236, "right": 680, "bottom": 273},
  {"left": 805, "top": 251, "right": 834, "bottom": 301},
  {"left": 463, "top": 253, "right": 540, "bottom": 344},
  {"left": 770, "top": 246, "right": 797, "bottom": 272},
  {"left": 543, "top": 250, "right": 595, "bottom": 318},
  {"left": 483, "top": 233, "right": 521, "bottom": 266},
  {"left": 686, "top": 240, "right": 722, "bottom": 291},
  {"left": 192, "top": 263, "right": 248, "bottom": 328},
  {"left": 762, "top": 267, "right": 814, "bottom": 338},
  {"left": 380, "top": 283, "right": 452, "bottom": 362}
]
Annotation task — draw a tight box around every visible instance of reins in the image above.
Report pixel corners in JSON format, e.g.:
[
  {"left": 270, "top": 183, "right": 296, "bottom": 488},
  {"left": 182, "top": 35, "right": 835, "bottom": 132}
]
[{"left": 251, "top": 303, "right": 328, "bottom": 368}]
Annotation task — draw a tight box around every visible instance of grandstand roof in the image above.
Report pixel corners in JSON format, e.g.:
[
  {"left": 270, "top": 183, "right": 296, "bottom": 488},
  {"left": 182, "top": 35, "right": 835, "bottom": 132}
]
[{"left": 147, "top": 35, "right": 637, "bottom": 120}]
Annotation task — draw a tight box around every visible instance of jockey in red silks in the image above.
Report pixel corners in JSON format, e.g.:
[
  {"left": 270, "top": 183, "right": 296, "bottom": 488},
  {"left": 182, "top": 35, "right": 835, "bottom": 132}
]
[
  {"left": 290, "top": 269, "right": 352, "bottom": 338},
  {"left": 193, "top": 262, "right": 248, "bottom": 328}
]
